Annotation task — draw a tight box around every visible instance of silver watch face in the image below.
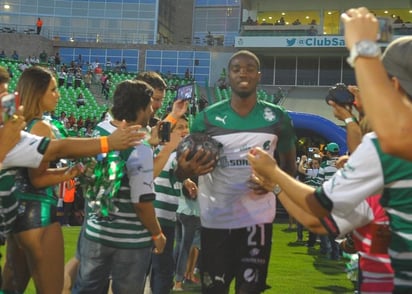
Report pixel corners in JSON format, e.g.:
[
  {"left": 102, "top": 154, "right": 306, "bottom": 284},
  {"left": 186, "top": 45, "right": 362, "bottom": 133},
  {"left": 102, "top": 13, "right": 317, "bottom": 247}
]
[
  {"left": 357, "top": 41, "right": 381, "bottom": 56},
  {"left": 273, "top": 185, "right": 281, "bottom": 194}
]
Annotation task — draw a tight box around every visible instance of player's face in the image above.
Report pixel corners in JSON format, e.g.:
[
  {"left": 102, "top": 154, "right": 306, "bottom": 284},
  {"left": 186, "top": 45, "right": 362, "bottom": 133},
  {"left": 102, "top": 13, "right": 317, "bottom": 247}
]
[
  {"left": 228, "top": 55, "right": 261, "bottom": 99},
  {"left": 151, "top": 88, "right": 165, "bottom": 113},
  {"left": 40, "top": 77, "right": 60, "bottom": 112}
]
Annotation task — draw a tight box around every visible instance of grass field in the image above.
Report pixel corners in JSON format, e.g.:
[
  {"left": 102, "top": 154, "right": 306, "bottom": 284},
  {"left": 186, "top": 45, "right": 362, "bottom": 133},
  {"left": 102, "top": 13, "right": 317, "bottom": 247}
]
[{"left": 17, "top": 221, "right": 355, "bottom": 293}]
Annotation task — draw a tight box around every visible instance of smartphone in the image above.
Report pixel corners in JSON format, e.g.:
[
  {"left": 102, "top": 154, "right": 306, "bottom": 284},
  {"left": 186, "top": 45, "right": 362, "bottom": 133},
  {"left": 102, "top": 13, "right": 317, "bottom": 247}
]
[
  {"left": 377, "top": 17, "right": 393, "bottom": 43},
  {"left": 158, "top": 121, "right": 171, "bottom": 142},
  {"left": 175, "top": 84, "right": 194, "bottom": 101},
  {"left": 1, "top": 92, "right": 19, "bottom": 123}
]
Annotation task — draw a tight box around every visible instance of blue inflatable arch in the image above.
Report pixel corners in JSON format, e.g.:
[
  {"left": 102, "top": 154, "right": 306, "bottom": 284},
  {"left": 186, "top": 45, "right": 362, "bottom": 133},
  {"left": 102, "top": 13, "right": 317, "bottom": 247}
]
[{"left": 288, "top": 111, "right": 347, "bottom": 155}]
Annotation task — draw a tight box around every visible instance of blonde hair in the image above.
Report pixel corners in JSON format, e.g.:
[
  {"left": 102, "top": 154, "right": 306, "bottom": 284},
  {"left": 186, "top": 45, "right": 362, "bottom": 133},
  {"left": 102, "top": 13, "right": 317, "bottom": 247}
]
[{"left": 17, "top": 66, "right": 53, "bottom": 123}]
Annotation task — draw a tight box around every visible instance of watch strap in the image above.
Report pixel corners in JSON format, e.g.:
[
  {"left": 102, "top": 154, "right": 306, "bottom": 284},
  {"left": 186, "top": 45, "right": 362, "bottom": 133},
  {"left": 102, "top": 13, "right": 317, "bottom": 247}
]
[
  {"left": 347, "top": 40, "right": 381, "bottom": 68},
  {"left": 344, "top": 117, "right": 357, "bottom": 125}
]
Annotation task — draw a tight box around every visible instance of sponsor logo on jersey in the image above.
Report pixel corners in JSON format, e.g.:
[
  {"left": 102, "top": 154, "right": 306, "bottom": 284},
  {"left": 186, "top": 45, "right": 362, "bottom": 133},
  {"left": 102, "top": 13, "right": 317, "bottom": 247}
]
[
  {"left": 215, "top": 115, "right": 227, "bottom": 125},
  {"left": 263, "top": 140, "right": 271, "bottom": 151},
  {"left": 243, "top": 268, "right": 257, "bottom": 282},
  {"left": 143, "top": 181, "right": 153, "bottom": 189},
  {"left": 250, "top": 247, "right": 260, "bottom": 257},
  {"left": 219, "top": 156, "right": 249, "bottom": 168},
  {"left": 263, "top": 107, "right": 276, "bottom": 122},
  {"left": 214, "top": 274, "right": 226, "bottom": 284}
]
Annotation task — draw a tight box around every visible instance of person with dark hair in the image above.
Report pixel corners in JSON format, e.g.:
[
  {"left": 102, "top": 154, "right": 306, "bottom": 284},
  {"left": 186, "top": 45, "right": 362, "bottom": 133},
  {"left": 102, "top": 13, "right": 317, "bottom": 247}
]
[
  {"left": 150, "top": 115, "right": 193, "bottom": 294},
  {"left": 135, "top": 71, "right": 168, "bottom": 127},
  {"left": 175, "top": 50, "right": 296, "bottom": 293},
  {"left": 72, "top": 80, "right": 166, "bottom": 294}
]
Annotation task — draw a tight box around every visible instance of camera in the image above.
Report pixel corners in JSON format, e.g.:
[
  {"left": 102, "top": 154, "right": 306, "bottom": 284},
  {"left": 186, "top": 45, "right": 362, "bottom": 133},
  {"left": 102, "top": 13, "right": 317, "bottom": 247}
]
[
  {"left": 158, "top": 121, "right": 171, "bottom": 142},
  {"left": 325, "top": 83, "right": 354, "bottom": 106}
]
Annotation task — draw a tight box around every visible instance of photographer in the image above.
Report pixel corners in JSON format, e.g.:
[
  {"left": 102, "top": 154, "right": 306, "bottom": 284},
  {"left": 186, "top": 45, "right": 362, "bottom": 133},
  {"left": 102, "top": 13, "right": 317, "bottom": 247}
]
[{"left": 341, "top": 7, "right": 412, "bottom": 160}]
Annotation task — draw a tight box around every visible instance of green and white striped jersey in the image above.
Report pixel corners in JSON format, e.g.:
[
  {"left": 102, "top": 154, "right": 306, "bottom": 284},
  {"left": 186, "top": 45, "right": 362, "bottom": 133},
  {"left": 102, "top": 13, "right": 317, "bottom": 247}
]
[
  {"left": 84, "top": 120, "right": 155, "bottom": 249},
  {"left": 315, "top": 132, "right": 412, "bottom": 292},
  {"left": 153, "top": 147, "right": 181, "bottom": 227}
]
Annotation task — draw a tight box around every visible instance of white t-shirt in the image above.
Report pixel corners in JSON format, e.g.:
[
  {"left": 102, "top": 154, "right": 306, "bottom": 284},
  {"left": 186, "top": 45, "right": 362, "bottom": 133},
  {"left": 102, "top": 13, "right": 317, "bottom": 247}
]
[{"left": 2, "top": 131, "right": 46, "bottom": 170}]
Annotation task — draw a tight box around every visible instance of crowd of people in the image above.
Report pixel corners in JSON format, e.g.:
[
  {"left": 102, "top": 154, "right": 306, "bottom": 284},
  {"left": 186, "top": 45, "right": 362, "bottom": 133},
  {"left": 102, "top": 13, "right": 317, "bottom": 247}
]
[{"left": 1, "top": 6, "right": 412, "bottom": 294}]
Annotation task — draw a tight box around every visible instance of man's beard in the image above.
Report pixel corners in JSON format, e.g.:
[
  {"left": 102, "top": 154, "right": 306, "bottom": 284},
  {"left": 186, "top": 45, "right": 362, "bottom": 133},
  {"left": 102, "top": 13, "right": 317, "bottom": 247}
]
[{"left": 234, "top": 89, "right": 254, "bottom": 99}]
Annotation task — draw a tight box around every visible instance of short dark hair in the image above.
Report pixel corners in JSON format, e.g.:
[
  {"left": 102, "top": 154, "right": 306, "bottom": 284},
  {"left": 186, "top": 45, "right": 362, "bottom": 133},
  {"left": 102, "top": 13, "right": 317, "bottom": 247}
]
[
  {"left": 135, "top": 71, "right": 167, "bottom": 91},
  {"left": 228, "top": 50, "right": 260, "bottom": 71},
  {"left": 111, "top": 80, "right": 153, "bottom": 122},
  {"left": 0, "top": 66, "right": 10, "bottom": 84}
]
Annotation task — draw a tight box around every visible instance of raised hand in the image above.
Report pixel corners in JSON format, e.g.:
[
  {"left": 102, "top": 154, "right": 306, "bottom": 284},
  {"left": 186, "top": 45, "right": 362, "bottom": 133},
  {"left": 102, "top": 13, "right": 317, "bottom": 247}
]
[{"left": 108, "top": 120, "right": 146, "bottom": 150}]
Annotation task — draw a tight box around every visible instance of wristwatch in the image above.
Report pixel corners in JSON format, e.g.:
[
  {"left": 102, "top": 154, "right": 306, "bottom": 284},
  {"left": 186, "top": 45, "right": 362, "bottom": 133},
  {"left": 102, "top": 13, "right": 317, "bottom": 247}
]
[
  {"left": 347, "top": 40, "right": 381, "bottom": 68},
  {"left": 273, "top": 184, "right": 282, "bottom": 195},
  {"left": 344, "top": 117, "right": 357, "bottom": 125}
]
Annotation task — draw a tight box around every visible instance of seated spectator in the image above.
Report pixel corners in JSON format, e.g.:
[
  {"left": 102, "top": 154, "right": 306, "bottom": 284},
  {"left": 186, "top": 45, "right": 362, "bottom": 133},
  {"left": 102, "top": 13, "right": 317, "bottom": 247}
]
[
  {"left": 6, "top": 66, "right": 13, "bottom": 79},
  {"left": 59, "top": 111, "right": 69, "bottom": 128},
  {"left": 103, "top": 75, "right": 111, "bottom": 101},
  {"left": 76, "top": 116, "right": 84, "bottom": 129},
  {"left": 58, "top": 69, "right": 67, "bottom": 87},
  {"left": 114, "top": 61, "right": 121, "bottom": 73},
  {"left": 0, "top": 50, "right": 6, "bottom": 59},
  {"left": 84, "top": 125, "right": 94, "bottom": 137},
  {"left": 50, "top": 110, "right": 59, "bottom": 120},
  {"left": 39, "top": 50, "right": 48, "bottom": 63},
  {"left": 30, "top": 55, "right": 39, "bottom": 64},
  {"left": 309, "top": 19, "right": 317, "bottom": 25},
  {"left": 11, "top": 50, "right": 19, "bottom": 60},
  {"left": 308, "top": 26, "right": 318, "bottom": 36},
  {"left": 54, "top": 52, "right": 61, "bottom": 70},
  {"left": 120, "top": 59, "right": 127, "bottom": 72},
  {"left": 66, "top": 71, "right": 74, "bottom": 88},
  {"left": 84, "top": 116, "right": 92, "bottom": 128},
  {"left": 277, "top": 17, "right": 286, "bottom": 25},
  {"left": 393, "top": 15, "right": 403, "bottom": 24},
  {"left": 246, "top": 16, "right": 255, "bottom": 25},
  {"left": 217, "top": 77, "right": 227, "bottom": 90},
  {"left": 74, "top": 71, "right": 82, "bottom": 89},
  {"left": 18, "top": 61, "right": 30, "bottom": 72},
  {"left": 105, "top": 58, "right": 112, "bottom": 71},
  {"left": 292, "top": 19, "right": 301, "bottom": 25},
  {"left": 67, "top": 113, "right": 76, "bottom": 128},
  {"left": 83, "top": 71, "right": 92, "bottom": 89},
  {"left": 76, "top": 93, "right": 85, "bottom": 108},
  {"left": 91, "top": 116, "right": 98, "bottom": 127}
]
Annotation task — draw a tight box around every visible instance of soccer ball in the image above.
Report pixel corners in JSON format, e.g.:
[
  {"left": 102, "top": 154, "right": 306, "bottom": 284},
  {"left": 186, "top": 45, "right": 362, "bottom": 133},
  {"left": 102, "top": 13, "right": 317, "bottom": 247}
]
[{"left": 176, "top": 133, "right": 222, "bottom": 165}]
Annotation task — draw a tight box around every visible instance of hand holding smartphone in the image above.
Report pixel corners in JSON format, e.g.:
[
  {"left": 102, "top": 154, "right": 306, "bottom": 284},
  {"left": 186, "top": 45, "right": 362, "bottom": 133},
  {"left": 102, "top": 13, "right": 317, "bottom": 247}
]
[
  {"left": 175, "top": 84, "right": 194, "bottom": 101},
  {"left": 1, "top": 92, "right": 20, "bottom": 123}
]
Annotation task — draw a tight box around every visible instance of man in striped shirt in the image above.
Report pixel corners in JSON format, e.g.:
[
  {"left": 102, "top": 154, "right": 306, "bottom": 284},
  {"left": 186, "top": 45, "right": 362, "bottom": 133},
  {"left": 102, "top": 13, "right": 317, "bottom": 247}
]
[
  {"left": 72, "top": 80, "right": 166, "bottom": 294},
  {"left": 317, "top": 142, "right": 341, "bottom": 260}
]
